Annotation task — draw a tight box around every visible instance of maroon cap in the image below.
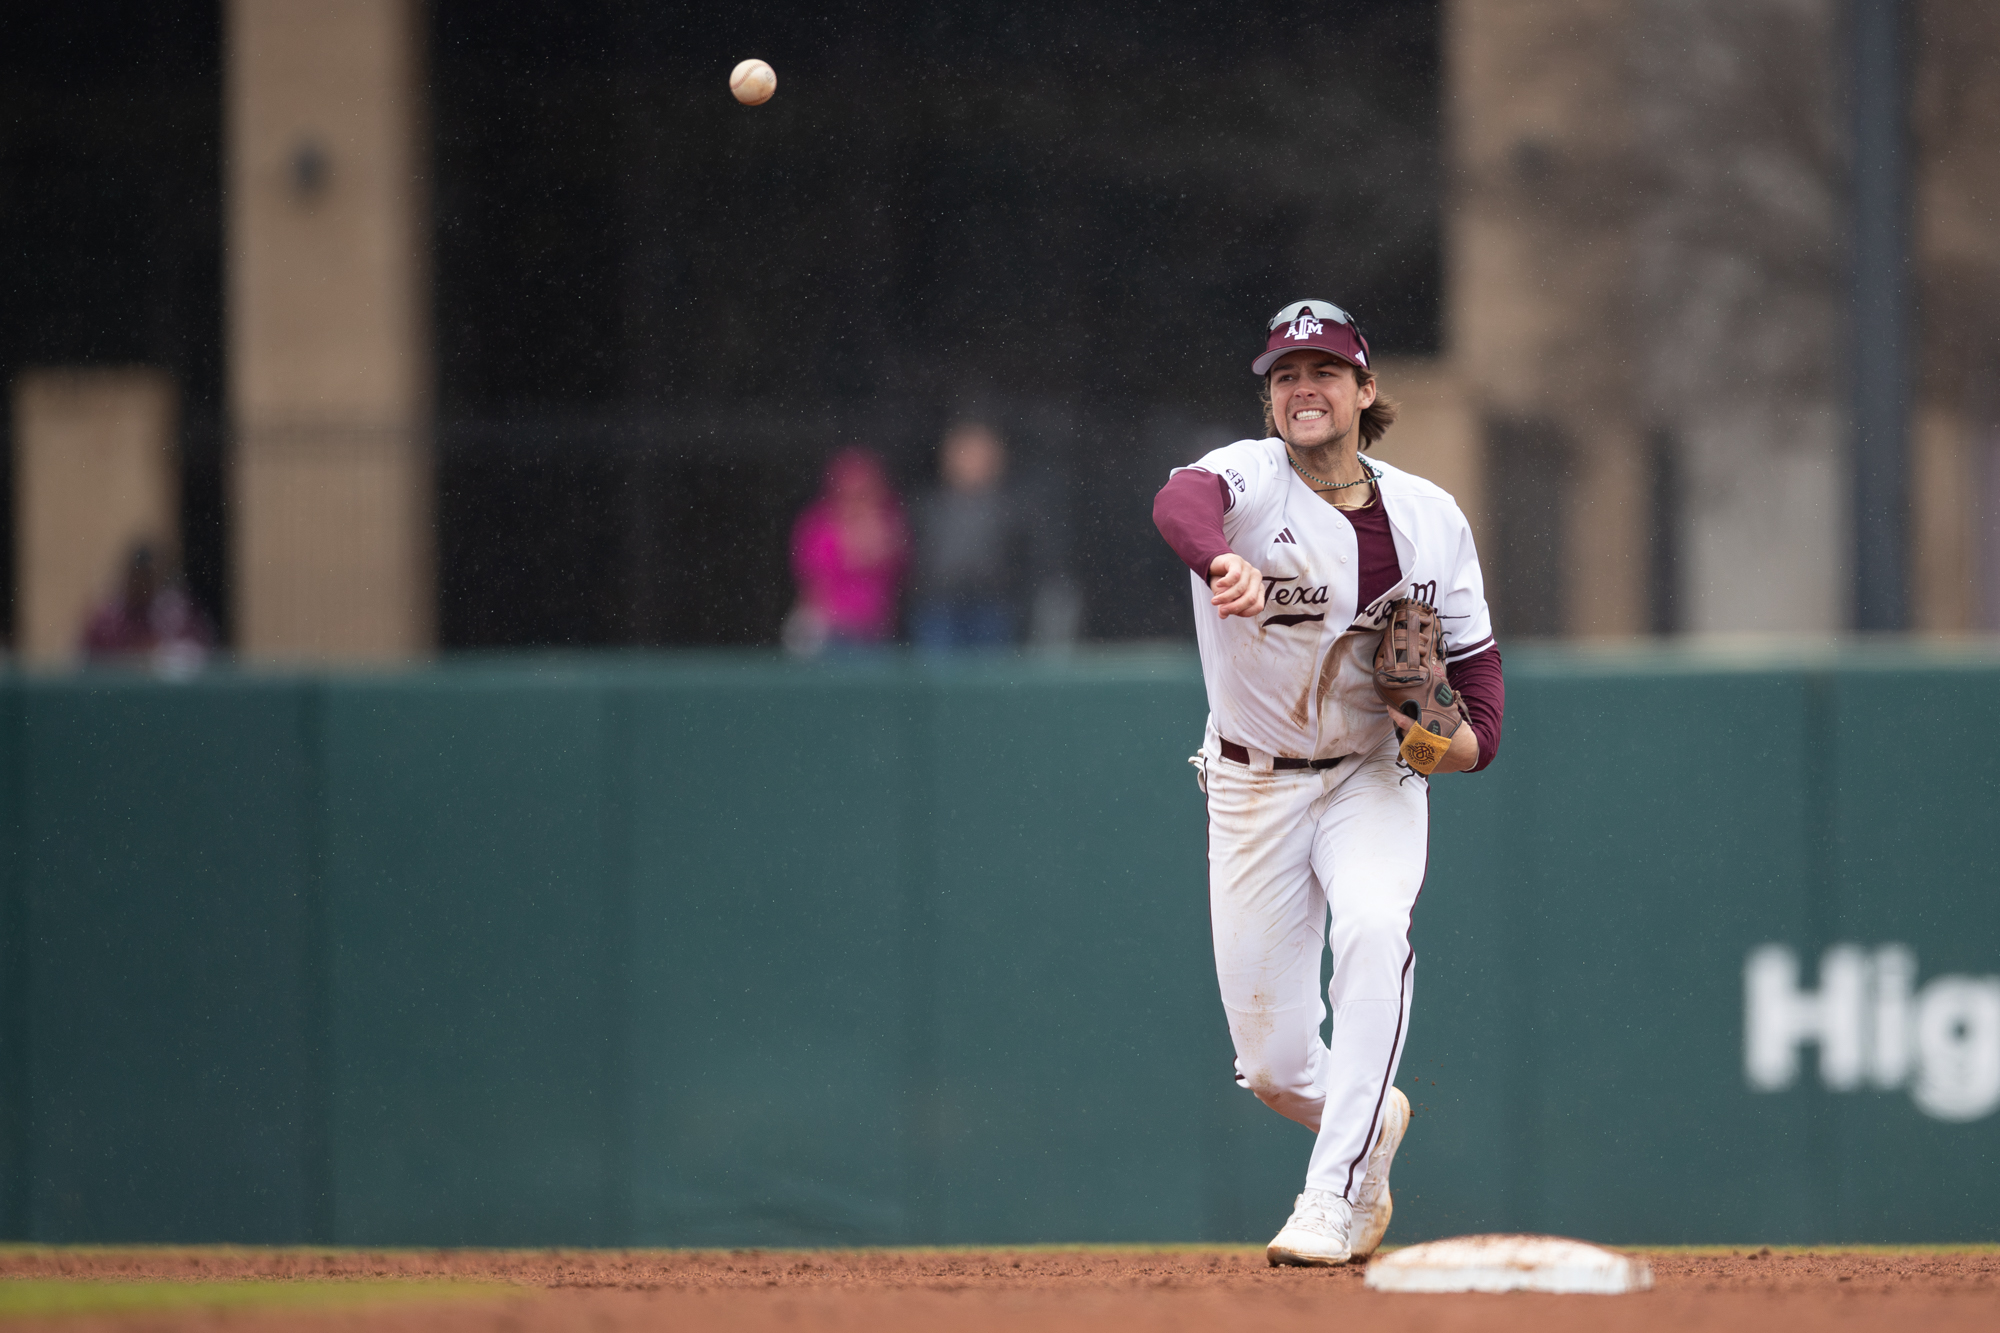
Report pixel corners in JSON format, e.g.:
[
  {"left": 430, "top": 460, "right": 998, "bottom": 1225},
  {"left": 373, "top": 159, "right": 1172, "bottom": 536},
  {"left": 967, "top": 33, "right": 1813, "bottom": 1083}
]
[{"left": 1252, "top": 299, "right": 1371, "bottom": 376}]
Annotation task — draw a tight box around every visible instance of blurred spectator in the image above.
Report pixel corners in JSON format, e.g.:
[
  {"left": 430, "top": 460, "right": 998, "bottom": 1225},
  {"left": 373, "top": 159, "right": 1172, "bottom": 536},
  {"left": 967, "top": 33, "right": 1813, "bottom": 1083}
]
[
  {"left": 786, "top": 448, "right": 909, "bottom": 654},
  {"left": 911, "top": 422, "right": 1025, "bottom": 650},
  {"left": 80, "top": 542, "right": 215, "bottom": 673}
]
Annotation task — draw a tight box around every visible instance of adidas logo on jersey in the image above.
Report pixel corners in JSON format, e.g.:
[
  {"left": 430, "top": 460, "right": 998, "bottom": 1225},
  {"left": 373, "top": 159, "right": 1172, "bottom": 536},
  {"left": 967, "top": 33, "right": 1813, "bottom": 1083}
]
[{"left": 1275, "top": 528, "right": 1297, "bottom": 544}]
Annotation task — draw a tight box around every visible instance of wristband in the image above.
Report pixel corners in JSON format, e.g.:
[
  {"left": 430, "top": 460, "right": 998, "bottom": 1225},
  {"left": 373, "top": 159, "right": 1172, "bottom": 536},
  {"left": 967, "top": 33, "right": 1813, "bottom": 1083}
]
[{"left": 1398, "top": 721, "right": 1454, "bottom": 775}]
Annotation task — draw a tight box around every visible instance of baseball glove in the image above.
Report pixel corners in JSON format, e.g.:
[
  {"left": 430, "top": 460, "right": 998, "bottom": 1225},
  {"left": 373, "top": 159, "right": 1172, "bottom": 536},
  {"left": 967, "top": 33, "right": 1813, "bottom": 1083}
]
[{"left": 1372, "top": 598, "right": 1466, "bottom": 776}]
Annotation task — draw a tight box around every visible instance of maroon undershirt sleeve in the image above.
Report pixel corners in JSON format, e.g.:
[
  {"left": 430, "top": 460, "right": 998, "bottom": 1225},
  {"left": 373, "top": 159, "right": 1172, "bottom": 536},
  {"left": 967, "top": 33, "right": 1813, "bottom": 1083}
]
[
  {"left": 1445, "top": 646, "right": 1504, "bottom": 773},
  {"left": 1153, "top": 469, "right": 1233, "bottom": 581}
]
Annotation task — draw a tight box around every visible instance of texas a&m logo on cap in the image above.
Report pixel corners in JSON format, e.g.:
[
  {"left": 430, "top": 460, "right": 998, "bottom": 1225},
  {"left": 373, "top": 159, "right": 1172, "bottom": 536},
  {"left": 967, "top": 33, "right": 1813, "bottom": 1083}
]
[{"left": 1284, "top": 311, "right": 1325, "bottom": 341}]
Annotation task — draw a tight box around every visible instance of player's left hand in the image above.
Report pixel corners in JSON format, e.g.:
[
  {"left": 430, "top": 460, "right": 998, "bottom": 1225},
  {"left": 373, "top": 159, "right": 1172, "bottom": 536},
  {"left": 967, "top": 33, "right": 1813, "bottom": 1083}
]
[{"left": 1209, "top": 553, "right": 1266, "bottom": 619}]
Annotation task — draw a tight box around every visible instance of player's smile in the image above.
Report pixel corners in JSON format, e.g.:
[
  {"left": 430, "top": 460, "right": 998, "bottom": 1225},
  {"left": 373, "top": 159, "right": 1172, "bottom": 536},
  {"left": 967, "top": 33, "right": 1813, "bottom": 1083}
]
[{"left": 1285, "top": 397, "right": 1344, "bottom": 446}]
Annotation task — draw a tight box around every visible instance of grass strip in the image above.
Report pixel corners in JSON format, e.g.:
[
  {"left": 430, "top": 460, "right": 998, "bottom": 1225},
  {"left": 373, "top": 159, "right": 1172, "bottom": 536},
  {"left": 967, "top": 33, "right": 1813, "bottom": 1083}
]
[{"left": 0, "top": 1278, "right": 511, "bottom": 1320}]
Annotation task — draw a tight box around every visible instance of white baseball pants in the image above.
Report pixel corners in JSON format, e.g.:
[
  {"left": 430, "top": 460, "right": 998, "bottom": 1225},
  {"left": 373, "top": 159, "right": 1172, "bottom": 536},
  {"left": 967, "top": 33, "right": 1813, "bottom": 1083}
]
[{"left": 1198, "top": 725, "right": 1427, "bottom": 1202}]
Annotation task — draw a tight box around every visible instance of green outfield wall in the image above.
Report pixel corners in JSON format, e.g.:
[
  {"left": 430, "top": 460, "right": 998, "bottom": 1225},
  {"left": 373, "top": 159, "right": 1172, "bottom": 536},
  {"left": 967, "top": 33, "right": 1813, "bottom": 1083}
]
[{"left": 0, "top": 645, "right": 1996, "bottom": 1245}]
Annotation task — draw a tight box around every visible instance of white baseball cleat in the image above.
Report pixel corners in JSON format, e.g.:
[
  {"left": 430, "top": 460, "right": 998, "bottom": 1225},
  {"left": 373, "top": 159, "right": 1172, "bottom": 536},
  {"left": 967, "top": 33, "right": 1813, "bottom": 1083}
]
[
  {"left": 1348, "top": 1086, "right": 1411, "bottom": 1261},
  {"left": 1266, "top": 1188, "right": 1354, "bottom": 1266}
]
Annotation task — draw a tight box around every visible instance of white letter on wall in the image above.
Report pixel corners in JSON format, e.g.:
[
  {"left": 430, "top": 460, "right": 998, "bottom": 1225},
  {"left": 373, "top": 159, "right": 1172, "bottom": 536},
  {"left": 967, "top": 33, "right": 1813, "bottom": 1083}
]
[
  {"left": 1868, "top": 944, "right": 1917, "bottom": 1089},
  {"left": 1745, "top": 945, "right": 1869, "bottom": 1091},
  {"left": 1912, "top": 977, "right": 2000, "bottom": 1122}
]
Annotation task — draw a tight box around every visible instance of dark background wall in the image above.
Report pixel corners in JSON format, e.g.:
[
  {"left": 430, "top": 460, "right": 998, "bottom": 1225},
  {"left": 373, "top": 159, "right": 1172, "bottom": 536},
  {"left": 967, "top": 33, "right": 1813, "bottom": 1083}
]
[
  {"left": 0, "top": 1, "right": 1440, "bottom": 650},
  {"left": 431, "top": 0, "right": 1442, "bottom": 648}
]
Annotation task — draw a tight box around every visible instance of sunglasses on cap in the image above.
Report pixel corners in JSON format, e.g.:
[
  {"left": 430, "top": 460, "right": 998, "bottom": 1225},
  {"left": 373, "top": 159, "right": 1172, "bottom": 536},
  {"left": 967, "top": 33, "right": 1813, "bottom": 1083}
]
[{"left": 1267, "top": 299, "right": 1365, "bottom": 340}]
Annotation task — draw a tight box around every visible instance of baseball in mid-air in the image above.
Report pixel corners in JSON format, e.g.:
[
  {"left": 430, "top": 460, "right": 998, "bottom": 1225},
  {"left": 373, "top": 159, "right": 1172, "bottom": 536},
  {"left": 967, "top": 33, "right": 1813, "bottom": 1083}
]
[{"left": 730, "top": 59, "right": 776, "bottom": 106}]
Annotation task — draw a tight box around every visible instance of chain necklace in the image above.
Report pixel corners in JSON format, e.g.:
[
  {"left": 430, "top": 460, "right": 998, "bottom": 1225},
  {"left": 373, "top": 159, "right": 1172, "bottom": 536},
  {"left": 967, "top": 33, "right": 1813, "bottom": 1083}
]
[{"left": 1289, "top": 451, "right": 1380, "bottom": 493}]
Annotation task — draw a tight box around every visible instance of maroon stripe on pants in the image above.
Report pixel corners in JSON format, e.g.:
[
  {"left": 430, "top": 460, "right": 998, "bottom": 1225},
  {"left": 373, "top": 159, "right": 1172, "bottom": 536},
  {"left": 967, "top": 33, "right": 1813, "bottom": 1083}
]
[{"left": 1343, "top": 946, "right": 1414, "bottom": 1197}]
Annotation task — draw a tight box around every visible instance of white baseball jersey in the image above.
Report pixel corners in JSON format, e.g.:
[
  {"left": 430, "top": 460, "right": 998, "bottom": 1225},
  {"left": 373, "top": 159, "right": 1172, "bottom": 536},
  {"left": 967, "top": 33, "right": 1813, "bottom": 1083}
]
[{"left": 1175, "top": 437, "right": 1495, "bottom": 762}]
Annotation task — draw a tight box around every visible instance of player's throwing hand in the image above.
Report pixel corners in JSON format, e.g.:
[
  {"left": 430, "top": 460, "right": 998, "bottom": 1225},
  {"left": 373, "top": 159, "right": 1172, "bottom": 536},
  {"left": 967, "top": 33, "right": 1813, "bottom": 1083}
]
[{"left": 1208, "top": 553, "right": 1266, "bottom": 619}]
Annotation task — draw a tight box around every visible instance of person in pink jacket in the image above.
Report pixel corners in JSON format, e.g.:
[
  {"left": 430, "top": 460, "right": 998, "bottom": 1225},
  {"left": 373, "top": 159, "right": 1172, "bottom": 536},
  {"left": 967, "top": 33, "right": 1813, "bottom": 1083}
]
[{"left": 787, "top": 448, "right": 909, "bottom": 652}]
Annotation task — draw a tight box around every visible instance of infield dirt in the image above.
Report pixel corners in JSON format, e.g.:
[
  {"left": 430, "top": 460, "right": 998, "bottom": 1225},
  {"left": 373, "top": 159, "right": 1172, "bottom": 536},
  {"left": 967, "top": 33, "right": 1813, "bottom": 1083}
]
[{"left": 0, "top": 1245, "right": 1995, "bottom": 1331}]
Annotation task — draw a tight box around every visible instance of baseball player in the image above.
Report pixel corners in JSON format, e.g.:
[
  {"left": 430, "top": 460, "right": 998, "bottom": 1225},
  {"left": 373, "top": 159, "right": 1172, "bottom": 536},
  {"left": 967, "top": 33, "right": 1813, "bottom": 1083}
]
[{"left": 1152, "top": 299, "right": 1504, "bottom": 1265}]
